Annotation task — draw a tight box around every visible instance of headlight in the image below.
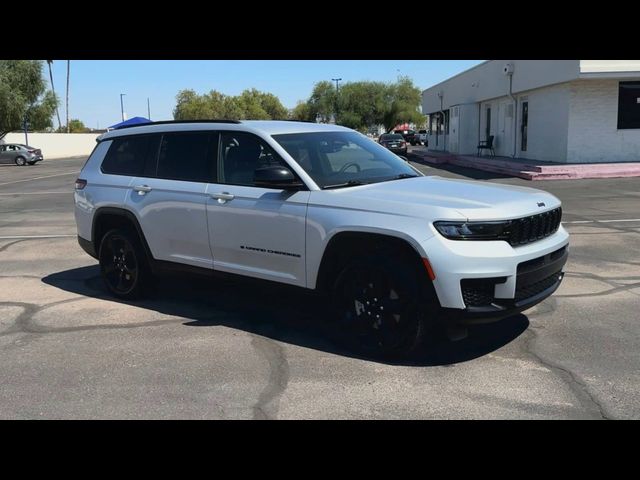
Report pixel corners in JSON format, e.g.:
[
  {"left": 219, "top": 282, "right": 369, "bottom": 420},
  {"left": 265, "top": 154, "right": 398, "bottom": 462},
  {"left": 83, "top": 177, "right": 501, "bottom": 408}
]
[{"left": 433, "top": 220, "right": 511, "bottom": 241}]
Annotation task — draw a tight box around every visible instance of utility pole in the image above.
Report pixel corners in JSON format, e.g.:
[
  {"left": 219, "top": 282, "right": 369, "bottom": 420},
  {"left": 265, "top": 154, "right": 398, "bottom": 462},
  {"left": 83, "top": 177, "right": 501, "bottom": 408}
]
[
  {"left": 120, "top": 93, "right": 126, "bottom": 122},
  {"left": 147, "top": 98, "right": 151, "bottom": 121},
  {"left": 331, "top": 78, "right": 342, "bottom": 124}
]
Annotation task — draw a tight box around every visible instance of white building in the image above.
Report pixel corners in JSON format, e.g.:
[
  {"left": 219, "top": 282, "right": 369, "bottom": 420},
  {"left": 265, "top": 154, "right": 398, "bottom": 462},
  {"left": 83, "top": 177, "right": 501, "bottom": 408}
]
[{"left": 422, "top": 60, "right": 640, "bottom": 163}]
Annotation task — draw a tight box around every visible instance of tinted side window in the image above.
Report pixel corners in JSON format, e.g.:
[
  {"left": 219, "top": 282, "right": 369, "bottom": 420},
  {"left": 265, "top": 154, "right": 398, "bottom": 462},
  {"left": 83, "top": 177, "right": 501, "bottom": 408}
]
[
  {"left": 101, "top": 136, "right": 150, "bottom": 176},
  {"left": 157, "top": 132, "right": 216, "bottom": 183},
  {"left": 219, "top": 132, "right": 286, "bottom": 186}
]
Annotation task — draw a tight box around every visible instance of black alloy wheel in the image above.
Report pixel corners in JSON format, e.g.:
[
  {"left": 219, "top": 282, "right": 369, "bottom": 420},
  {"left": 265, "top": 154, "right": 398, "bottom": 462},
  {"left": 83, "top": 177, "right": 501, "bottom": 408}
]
[
  {"left": 334, "top": 254, "right": 434, "bottom": 358},
  {"left": 99, "top": 229, "right": 149, "bottom": 299}
]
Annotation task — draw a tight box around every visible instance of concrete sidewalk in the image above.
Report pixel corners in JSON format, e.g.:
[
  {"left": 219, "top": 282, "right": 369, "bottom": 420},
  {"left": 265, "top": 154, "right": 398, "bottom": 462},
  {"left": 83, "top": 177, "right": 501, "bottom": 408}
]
[{"left": 409, "top": 148, "right": 640, "bottom": 180}]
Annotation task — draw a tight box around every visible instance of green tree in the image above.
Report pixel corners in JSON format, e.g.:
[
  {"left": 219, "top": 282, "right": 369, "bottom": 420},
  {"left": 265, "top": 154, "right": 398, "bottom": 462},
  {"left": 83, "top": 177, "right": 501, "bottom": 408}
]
[
  {"left": 0, "top": 60, "right": 58, "bottom": 139},
  {"left": 173, "top": 88, "right": 289, "bottom": 121},
  {"left": 307, "top": 81, "right": 336, "bottom": 123},
  {"left": 290, "top": 101, "right": 313, "bottom": 122},
  {"left": 46, "top": 60, "right": 62, "bottom": 130},
  {"left": 382, "top": 76, "right": 424, "bottom": 132},
  {"left": 299, "top": 77, "right": 424, "bottom": 132},
  {"left": 66, "top": 119, "right": 87, "bottom": 133}
]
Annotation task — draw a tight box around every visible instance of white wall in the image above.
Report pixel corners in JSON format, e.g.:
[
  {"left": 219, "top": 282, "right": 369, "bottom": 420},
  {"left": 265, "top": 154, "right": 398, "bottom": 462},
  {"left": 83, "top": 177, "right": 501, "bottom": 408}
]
[
  {"left": 1, "top": 133, "right": 99, "bottom": 159},
  {"left": 515, "top": 83, "right": 570, "bottom": 162},
  {"left": 567, "top": 79, "right": 640, "bottom": 163},
  {"left": 422, "top": 60, "right": 580, "bottom": 114}
]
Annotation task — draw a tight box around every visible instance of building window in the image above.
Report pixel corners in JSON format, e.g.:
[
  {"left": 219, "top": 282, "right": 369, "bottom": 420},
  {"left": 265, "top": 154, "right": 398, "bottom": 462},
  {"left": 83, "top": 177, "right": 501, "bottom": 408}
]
[{"left": 618, "top": 81, "right": 640, "bottom": 129}]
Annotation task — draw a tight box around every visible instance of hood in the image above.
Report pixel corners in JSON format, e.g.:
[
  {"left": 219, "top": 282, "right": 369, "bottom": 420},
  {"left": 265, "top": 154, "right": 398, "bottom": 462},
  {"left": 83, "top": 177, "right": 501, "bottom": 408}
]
[{"left": 311, "top": 176, "right": 561, "bottom": 221}]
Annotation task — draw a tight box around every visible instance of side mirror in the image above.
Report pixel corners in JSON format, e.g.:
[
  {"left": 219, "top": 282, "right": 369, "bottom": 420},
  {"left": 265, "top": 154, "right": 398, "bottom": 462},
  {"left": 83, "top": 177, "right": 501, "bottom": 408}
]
[{"left": 254, "top": 166, "right": 304, "bottom": 190}]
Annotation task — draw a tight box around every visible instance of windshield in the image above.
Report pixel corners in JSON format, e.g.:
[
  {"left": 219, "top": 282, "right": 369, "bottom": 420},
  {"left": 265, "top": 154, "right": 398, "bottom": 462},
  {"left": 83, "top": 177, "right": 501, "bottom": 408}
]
[
  {"left": 272, "top": 131, "right": 421, "bottom": 189},
  {"left": 380, "top": 134, "right": 403, "bottom": 141}
]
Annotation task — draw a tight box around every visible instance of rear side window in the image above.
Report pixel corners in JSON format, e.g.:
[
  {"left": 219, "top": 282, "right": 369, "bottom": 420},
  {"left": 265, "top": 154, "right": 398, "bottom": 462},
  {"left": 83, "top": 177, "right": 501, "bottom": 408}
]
[
  {"left": 156, "top": 132, "right": 217, "bottom": 183},
  {"left": 101, "top": 136, "right": 150, "bottom": 176}
]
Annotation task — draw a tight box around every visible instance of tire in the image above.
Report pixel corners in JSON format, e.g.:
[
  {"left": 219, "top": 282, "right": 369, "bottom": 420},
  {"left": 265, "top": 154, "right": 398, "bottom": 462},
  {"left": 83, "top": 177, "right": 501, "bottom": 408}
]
[
  {"left": 332, "top": 250, "right": 439, "bottom": 359},
  {"left": 98, "top": 228, "right": 151, "bottom": 300},
  {"left": 27, "top": 161, "right": 36, "bottom": 165},
  {"left": 14, "top": 156, "right": 26, "bottom": 166}
]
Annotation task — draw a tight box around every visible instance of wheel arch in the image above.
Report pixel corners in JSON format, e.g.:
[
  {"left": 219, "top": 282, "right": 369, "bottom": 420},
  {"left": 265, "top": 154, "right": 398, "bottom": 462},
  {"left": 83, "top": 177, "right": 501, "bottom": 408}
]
[
  {"left": 92, "top": 207, "right": 154, "bottom": 263},
  {"left": 314, "top": 230, "right": 427, "bottom": 294}
]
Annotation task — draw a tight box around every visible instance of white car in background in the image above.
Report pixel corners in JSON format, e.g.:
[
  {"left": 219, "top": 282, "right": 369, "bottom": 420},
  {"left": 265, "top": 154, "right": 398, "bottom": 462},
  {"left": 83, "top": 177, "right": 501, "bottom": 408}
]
[{"left": 74, "top": 120, "right": 569, "bottom": 357}]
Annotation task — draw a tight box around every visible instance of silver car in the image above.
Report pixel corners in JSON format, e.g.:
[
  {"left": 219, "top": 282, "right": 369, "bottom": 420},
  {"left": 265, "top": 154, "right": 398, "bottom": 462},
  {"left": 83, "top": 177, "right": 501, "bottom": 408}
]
[{"left": 0, "top": 143, "right": 44, "bottom": 166}]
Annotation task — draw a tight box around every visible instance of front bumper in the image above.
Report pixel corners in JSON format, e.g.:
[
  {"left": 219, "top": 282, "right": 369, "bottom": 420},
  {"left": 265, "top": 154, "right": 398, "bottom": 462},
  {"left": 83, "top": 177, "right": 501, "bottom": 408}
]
[{"left": 418, "top": 225, "right": 570, "bottom": 317}]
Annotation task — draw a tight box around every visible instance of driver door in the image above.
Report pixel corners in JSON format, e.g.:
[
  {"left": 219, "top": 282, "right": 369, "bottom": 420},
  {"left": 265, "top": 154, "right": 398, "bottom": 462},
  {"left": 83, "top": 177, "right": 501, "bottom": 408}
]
[{"left": 205, "top": 131, "right": 310, "bottom": 287}]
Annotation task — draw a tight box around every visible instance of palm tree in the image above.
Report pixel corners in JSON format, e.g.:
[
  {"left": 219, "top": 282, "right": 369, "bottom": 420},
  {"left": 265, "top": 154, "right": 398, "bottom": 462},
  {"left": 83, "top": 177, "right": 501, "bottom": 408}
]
[
  {"left": 46, "top": 60, "right": 62, "bottom": 130},
  {"left": 65, "top": 60, "right": 70, "bottom": 133}
]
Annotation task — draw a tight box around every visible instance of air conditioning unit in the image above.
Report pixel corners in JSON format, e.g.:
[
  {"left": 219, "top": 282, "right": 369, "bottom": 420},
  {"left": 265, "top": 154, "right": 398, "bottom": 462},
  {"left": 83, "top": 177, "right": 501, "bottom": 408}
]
[{"left": 503, "top": 63, "right": 514, "bottom": 76}]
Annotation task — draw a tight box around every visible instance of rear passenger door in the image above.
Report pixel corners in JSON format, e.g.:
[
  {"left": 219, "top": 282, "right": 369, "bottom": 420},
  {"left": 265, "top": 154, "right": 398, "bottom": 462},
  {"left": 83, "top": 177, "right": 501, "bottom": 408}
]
[{"left": 125, "top": 131, "right": 218, "bottom": 269}]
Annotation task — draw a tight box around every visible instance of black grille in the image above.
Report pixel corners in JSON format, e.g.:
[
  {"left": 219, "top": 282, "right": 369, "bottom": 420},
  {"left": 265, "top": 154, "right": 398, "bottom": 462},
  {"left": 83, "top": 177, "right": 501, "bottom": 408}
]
[
  {"left": 508, "top": 207, "right": 562, "bottom": 246},
  {"left": 514, "top": 271, "right": 562, "bottom": 302}
]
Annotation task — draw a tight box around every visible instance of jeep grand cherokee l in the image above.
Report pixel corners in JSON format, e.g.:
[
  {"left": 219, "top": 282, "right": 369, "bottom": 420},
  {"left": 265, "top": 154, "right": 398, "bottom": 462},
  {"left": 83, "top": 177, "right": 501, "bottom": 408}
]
[{"left": 74, "top": 120, "right": 569, "bottom": 357}]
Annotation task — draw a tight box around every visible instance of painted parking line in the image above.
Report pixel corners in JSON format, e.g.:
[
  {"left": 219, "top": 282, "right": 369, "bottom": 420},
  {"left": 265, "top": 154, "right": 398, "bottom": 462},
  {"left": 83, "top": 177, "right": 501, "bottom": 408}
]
[
  {"left": 0, "top": 191, "right": 72, "bottom": 196},
  {"left": 563, "top": 218, "right": 640, "bottom": 224},
  {"left": 0, "top": 234, "right": 76, "bottom": 239},
  {"left": 0, "top": 171, "right": 79, "bottom": 187}
]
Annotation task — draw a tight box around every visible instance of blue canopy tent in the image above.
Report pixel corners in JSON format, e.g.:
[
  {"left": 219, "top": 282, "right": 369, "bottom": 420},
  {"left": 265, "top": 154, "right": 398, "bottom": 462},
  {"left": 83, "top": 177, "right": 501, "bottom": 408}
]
[{"left": 108, "top": 117, "right": 151, "bottom": 130}]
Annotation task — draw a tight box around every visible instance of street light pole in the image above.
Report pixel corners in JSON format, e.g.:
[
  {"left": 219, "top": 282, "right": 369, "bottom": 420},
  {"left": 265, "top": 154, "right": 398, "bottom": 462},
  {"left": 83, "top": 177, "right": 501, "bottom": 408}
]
[
  {"left": 120, "top": 93, "right": 126, "bottom": 122},
  {"left": 331, "top": 78, "right": 342, "bottom": 124},
  {"left": 147, "top": 98, "right": 151, "bottom": 121}
]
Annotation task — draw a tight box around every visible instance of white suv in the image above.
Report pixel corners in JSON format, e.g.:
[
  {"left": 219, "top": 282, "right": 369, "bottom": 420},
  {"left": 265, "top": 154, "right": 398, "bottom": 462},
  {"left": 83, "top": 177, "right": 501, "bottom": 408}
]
[{"left": 74, "top": 120, "right": 569, "bottom": 356}]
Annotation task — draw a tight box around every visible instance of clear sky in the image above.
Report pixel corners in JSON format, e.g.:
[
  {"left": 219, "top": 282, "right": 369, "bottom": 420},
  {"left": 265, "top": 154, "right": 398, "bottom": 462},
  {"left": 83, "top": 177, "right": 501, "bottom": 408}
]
[{"left": 47, "top": 60, "right": 483, "bottom": 129}]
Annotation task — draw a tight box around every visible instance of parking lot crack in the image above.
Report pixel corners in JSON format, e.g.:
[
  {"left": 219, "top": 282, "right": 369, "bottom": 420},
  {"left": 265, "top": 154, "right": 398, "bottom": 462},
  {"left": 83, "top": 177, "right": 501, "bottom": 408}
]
[
  {"left": 523, "top": 329, "right": 613, "bottom": 420},
  {"left": 251, "top": 334, "right": 290, "bottom": 420}
]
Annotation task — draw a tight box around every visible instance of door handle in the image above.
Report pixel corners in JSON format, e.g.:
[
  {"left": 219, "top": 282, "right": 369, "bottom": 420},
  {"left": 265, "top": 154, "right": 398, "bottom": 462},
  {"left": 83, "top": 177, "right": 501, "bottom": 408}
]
[
  {"left": 133, "top": 185, "right": 152, "bottom": 195},
  {"left": 210, "top": 192, "right": 235, "bottom": 201}
]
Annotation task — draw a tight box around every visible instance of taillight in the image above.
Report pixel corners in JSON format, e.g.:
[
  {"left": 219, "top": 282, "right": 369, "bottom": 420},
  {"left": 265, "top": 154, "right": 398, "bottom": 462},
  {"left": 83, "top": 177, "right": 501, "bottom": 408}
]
[
  {"left": 75, "top": 178, "right": 87, "bottom": 190},
  {"left": 28, "top": 150, "right": 36, "bottom": 153}
]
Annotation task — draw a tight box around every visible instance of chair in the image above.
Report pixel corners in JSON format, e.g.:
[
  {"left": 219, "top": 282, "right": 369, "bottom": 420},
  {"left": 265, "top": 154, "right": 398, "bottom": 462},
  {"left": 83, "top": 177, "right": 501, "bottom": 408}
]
[{"left": 477, "top": 135, "right": 495, "bottom": 157}]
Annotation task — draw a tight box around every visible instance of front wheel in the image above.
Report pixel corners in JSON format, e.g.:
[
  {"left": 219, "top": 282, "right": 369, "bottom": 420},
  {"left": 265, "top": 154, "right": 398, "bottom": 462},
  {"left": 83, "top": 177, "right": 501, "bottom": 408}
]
[
  {"left": 332, "top": 253, "right": 437, "bottom": 358},
  {"left": 98, "top": 228, "right": 150, "bottom": 300}
]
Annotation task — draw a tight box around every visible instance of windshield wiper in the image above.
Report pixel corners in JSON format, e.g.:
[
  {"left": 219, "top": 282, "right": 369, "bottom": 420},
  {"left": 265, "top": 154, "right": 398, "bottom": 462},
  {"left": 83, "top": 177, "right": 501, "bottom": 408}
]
[
  {"left": 376, "top": 173, "right": 420, "bottom": 183},
  {"left": 391, "top": 173, "right": 420, "bottom": 180},
  {"left": 321, "top": 180, "right": 368, "bottom": 190}
]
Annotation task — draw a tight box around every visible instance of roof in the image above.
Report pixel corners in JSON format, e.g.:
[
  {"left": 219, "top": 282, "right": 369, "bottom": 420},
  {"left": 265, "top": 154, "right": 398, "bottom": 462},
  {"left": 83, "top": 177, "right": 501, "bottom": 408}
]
[{"left": 99, "top": 120, "right": 352, "bottom": 141}]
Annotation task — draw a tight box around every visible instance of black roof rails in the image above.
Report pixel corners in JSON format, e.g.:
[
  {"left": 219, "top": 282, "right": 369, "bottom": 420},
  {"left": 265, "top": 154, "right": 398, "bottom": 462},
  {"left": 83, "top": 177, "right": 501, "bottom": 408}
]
[{"left": 112, "top": 119, "right": 242, "bottom": 130}]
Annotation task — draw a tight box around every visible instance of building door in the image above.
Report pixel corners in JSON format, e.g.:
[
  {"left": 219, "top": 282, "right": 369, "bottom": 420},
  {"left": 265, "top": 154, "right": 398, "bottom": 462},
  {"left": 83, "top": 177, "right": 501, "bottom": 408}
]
[
  {"left": 485, "top": 106, "right": 491, "bottom": 141},
  {"left": 520, "top": 101, "right": 528, "bottom": 152},
  {"left": 449, "top": 106, "right": 459, "bottom": 153},
  {"left": 497, "top": 101, "right": 513, "bottom": 157}
]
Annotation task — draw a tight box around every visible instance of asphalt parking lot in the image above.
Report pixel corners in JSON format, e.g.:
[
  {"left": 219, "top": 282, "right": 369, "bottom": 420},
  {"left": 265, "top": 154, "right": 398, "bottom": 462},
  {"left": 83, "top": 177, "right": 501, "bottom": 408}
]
[{"left": 1, "top": 154, "right": 639, "bottom": 419}]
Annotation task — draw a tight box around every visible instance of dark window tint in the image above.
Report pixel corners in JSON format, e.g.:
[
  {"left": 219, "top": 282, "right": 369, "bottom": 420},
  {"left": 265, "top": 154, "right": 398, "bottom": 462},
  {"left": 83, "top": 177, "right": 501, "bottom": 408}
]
[
  {"left": 219, "top": 132, "right": 286, "bottom": 186},
  {"left": 101, "top": 136, "right": 150, "bottom": 176},
  {"left": 157, "top": 132, "right": 216, "bottom": 183},
  {"left": 618, "top": 81, "right": 640, "bottom": 129}
]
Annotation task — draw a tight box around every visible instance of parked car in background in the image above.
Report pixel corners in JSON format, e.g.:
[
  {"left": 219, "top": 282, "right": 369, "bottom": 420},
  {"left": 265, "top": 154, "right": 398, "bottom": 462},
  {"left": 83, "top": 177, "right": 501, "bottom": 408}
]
[
  {"left": 394, "top": 129, "right": 417, "bottom": 146},
  {"left": 0, "top": 144, "right": 43, "bottom": 166},
  {"left": 378, "top": 133, "right": 407, "bottom": 156},
  {"left": 416, "top": 130, "right": 428, "bottom": 146}
]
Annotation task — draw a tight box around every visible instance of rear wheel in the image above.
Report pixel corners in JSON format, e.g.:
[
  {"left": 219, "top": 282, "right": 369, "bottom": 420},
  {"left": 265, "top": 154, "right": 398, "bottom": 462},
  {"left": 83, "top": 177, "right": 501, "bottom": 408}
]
[
  {"left": 15, "top": 156, "right": 26, "bottom": 166},
  {"left": 332, "top": 252, "right": 437, "bottom": 358},
  {"left": 98, "top": 228, "right": 150, "bottom": 300}
]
